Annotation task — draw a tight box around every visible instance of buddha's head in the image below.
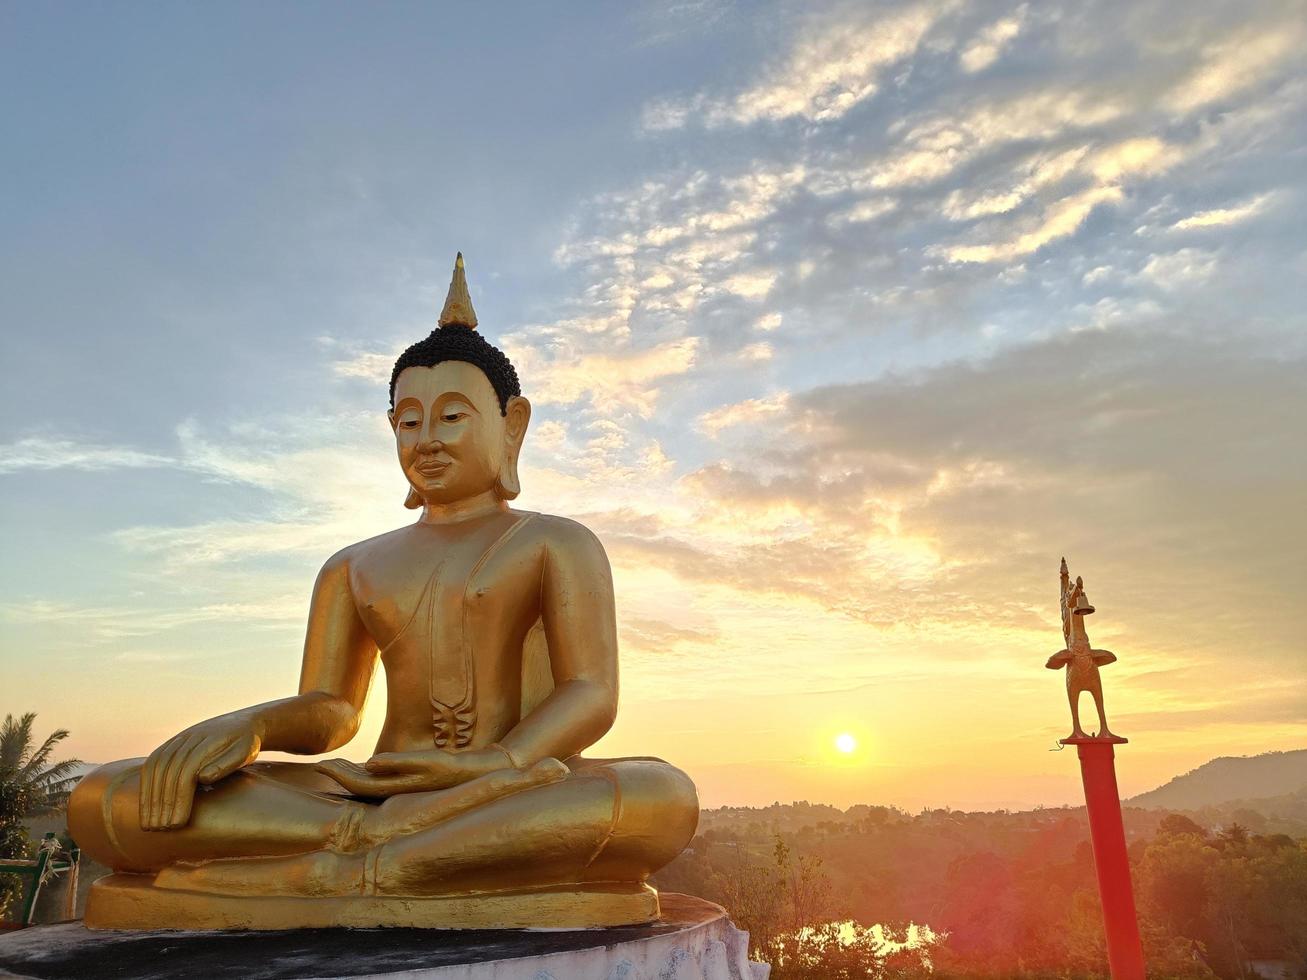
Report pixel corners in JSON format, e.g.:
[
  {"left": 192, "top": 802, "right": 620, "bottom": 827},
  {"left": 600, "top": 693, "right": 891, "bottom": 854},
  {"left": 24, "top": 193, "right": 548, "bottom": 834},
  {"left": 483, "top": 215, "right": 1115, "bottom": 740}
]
[{"left": 388, "top": 254, "right": 531, "bottom": 508}]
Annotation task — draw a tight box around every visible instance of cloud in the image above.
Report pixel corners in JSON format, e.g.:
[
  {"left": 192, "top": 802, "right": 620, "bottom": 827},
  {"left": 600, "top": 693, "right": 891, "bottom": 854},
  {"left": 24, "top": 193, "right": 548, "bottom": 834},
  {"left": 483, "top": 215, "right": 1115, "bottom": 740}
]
[
  {"left": 866, "top": 90, "right": 1125, "bottom": 192},
  {"left": 1171, "top": 193, "right": 1272, "bottom": 231},
  {"left": 1164, "top": 17, "right": 1305, "bottom": 114},
  {"left": 644, "top": 1, "right": 955, "bottom": 129},
  {"left": 722, "top": 271, "right": 777, "bottom": 299},
  {"left": 620, "top": 615, "right": 720, "bottom": 654},
  {"left": 512, "top": 313, "right": 1306, "bottom": 688},
  {"left": 941, "top": 185, "right": 1123, "bottom": 263},
  {"left": 0, "top": 596, "right": 305, "bottom": 640},
  {"left": 102, "top": 412, "right": 404, "bottom": 572},
  {"left": 827, "top": 197, "right": 898, "bottom": 226},
  {"left": 768, "top": 323, "right": 1304, "bottom": 640},
  {"left": 1137, "top": 248, "right": 1219, "bottom": 290},
  {"left": 505, "top": 337, "right": 702, "bottom": 417},
  {"left": 332, "top": 349, "right": 400, "bottom": 381},
  {"left": 934, "top": 138, "right": 1188, "bottom": 263},
  {"left": 698, "top": 392, "right": 791, "bottom": 436},
  {"left": 0, "top": 438, "right": 173, "bottom": 474},
  {"left": 958, "top": 3, "right": 1027, "bottom": 73}
]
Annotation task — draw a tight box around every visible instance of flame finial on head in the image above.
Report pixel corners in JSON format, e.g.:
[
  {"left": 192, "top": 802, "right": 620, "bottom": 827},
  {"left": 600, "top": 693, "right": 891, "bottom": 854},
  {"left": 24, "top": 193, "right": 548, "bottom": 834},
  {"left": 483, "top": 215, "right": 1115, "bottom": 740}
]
[{"left": 438, "top": 252, "right": 478, "bottom": 329}]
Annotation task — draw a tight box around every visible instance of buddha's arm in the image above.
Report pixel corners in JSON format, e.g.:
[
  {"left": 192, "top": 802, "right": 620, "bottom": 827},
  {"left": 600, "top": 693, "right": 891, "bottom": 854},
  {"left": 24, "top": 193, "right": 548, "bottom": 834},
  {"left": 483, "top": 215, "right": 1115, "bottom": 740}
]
[
  {"left": 140, "top": 550, "right": 376, "bottom": 829},
  {"left": 498, "top": 521, "right": 619, "bottom": 765},
  {"left": 223, "top": 551, "right": 376, "bottom": 755},
  {"left": 276, "top": 550, "right": 377, "bottom": 751}
]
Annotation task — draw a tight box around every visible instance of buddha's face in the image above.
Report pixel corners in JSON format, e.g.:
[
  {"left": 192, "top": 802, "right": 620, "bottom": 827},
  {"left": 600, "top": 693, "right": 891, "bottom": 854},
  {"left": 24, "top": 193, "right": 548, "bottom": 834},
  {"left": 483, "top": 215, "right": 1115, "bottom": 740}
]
[{"left": 389, "top": 360, "right": 529, "bottom": 505}]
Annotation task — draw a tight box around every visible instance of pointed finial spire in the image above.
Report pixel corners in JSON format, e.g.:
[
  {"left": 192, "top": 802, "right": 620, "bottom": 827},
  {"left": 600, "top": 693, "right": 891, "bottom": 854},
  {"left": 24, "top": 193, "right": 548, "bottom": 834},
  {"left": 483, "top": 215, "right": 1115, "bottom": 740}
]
[{"left": 438, "top": 252, "right": 478, "bottom": 329}]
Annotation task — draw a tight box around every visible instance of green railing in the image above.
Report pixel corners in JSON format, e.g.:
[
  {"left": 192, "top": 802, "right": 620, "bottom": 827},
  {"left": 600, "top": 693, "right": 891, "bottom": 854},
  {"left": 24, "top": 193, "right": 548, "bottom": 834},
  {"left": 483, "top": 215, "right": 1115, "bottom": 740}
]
[{"left": 0, "top": 833, "right": 81, "bottom": 928}]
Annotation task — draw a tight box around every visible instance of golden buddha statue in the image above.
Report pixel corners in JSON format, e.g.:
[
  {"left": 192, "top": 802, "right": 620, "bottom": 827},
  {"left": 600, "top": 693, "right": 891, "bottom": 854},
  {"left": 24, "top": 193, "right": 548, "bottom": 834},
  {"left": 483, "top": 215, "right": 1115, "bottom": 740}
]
[{"left": 68, "top": 255, "right": 699, "bottom": 930}]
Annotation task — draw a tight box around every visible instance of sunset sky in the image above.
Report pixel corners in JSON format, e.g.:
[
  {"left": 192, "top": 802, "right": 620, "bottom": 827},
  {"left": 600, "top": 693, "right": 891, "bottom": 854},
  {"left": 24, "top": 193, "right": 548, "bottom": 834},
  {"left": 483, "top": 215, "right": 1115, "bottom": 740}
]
[{"left": 2, "top": 1, "right": 1304, "bottom": 811}]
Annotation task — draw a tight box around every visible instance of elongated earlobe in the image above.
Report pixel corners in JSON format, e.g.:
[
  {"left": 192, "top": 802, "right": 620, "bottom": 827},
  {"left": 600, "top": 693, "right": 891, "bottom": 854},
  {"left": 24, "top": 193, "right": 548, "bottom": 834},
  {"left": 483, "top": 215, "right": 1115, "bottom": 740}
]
[
  {"left": 495, "top": 468, "right": 520, "bottom": 500},
  {"left": 495, "top": 396, "right": 531, "bottom": 501},
  {"left": 391, "top": 407, "right": 423, "bottom": 509}
]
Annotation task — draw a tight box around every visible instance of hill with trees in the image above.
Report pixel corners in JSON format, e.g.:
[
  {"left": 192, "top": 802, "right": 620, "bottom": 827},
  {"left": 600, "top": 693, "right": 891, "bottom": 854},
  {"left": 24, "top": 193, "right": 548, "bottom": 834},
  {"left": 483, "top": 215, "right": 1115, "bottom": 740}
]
[{"left": 1128, "top": 749, "right": 1307, "bottom": 811}]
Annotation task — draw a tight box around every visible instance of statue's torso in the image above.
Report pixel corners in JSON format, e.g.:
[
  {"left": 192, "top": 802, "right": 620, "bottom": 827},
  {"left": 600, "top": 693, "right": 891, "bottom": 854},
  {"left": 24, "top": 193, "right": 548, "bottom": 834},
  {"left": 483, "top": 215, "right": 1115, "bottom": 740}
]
[{"left": 346, "top": 510, "right": 548, "bottom": 754}]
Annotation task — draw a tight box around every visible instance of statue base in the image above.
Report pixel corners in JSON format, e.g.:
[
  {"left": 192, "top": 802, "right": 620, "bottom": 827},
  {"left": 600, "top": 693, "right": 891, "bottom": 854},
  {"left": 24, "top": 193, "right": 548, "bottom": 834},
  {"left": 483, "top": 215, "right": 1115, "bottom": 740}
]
[
  {"left": 85, "top": 873, "right": 659, "bottom": 930},
  {"left": 0, "top": 893, "right": 769, "bottom": 980}
]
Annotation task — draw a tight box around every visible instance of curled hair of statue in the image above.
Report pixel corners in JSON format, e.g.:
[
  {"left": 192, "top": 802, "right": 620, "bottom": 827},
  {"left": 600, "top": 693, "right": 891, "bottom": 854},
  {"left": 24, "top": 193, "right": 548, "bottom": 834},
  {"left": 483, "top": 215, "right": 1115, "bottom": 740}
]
[{"left": 389, "top": 325, "right": 522, "bottom": 416}]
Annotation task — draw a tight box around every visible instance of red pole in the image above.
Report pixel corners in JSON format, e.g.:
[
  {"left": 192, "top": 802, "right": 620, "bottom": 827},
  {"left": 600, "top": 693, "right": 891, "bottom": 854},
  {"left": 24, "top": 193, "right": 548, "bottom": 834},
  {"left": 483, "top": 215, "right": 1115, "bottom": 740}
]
[{"left": 1070, "top": 738, "right": 1146, "bottom": 980}]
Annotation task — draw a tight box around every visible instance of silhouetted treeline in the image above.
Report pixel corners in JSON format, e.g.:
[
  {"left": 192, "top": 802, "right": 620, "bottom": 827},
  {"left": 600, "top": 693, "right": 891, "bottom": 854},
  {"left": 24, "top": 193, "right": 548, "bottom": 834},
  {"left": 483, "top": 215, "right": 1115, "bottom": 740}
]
[{"left": 652, "top": 803, "right": 1307, "bottom": 979}]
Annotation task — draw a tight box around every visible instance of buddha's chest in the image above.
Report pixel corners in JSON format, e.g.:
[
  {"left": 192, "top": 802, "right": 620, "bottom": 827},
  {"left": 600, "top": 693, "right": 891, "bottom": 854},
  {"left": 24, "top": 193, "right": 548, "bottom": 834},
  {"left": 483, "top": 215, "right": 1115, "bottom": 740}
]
[
  {"left": 349, "top": 515, "right": 543, "bottom": 746},
  {"left": 352, "top": 516, "right": 538, "bottom": 632}
]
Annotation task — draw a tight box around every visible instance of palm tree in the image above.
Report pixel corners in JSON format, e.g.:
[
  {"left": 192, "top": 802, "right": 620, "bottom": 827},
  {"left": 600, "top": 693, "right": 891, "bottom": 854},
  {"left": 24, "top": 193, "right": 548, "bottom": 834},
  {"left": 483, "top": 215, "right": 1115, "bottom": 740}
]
[
  {"left": 0, "top": 713, "right": 82, "bottom": 820},
  {"left": 0, "top": 714, "right": 81, "bottom": 921}
]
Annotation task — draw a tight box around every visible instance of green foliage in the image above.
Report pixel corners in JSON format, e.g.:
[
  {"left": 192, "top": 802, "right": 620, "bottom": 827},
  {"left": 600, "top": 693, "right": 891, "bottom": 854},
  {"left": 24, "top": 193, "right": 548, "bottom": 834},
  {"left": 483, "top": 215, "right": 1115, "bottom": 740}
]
[
  {"left": 1137, "top": 825, "right": 1307, "bottom": 977},
  {"left": 0, "top": 713, "right": 82, "bottom": 815},
  {"left": 0, "top": 776, "right": 29, "bottom": 919},
  {"left": 1158, "top": 813, "right": 1208, "bottom": 839},
  {"left": 661, "top": 832, "right": 938, "bottom": 978},
  {"left": 654, "top": 801, "right": 1307, "bottom": 979},
  {"left": 0, "top": 713, "right": 81, "bottom": 920}
]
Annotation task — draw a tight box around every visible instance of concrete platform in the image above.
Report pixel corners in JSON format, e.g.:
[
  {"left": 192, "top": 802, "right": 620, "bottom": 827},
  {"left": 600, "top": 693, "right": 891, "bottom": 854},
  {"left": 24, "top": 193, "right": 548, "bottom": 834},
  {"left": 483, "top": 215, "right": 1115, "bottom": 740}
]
[{"left": 0, "top": 893, "right": 769, "bottom": 980}]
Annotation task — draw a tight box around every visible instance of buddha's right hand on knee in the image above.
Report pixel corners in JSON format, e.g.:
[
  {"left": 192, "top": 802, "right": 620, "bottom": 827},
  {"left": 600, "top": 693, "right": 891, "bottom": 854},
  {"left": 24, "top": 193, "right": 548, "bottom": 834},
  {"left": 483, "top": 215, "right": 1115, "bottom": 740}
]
[{"left": 140, "top": 717, "right": 262, "bottom": 830}]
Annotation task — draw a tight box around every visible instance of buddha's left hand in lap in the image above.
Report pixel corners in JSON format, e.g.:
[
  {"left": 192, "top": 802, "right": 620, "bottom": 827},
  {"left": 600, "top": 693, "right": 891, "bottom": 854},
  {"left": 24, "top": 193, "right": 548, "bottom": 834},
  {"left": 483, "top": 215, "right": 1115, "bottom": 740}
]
[{"left": 317, "top": 747, "right": 519, "bottom": 797}]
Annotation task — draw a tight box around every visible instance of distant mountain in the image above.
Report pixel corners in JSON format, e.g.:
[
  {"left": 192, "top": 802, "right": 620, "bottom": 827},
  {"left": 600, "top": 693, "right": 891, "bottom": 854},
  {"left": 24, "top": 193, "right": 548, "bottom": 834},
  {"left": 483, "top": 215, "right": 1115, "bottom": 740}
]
[{"left": 1128, "top": 749, "right": 1307, "bottom": 811}]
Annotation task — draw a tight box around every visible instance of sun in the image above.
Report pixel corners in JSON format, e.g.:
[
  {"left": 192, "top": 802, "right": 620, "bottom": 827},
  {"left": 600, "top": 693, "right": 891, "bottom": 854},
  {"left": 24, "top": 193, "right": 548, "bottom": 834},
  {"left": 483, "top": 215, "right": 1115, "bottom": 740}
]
[{"left": 834, "top": 733, "right": 857, "bottom": 754}]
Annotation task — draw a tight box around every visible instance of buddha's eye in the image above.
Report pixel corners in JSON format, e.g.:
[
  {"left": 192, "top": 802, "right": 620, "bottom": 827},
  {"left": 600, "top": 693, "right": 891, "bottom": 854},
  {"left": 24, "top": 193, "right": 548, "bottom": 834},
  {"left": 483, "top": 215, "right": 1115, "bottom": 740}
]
[
  {"left": 441, "top": 412, "right": 467, "bottom": 423},
  {"left": 400, "top": 419, "right": 420, "bottom": 429}
]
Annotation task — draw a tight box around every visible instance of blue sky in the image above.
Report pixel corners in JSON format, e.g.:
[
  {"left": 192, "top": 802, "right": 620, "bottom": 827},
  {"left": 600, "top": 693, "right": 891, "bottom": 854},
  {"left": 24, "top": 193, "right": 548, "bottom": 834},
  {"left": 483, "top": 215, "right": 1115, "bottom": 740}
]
[{"left": 2, "top": 0, "right": 1305, "bottom": 809}]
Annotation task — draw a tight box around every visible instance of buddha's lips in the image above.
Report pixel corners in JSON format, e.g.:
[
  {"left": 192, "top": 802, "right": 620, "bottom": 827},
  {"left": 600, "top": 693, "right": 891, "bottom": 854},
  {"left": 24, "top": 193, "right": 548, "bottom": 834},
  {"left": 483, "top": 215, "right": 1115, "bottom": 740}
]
[{"left": 415, "top": 460, "right": 450, "bottom": 476}]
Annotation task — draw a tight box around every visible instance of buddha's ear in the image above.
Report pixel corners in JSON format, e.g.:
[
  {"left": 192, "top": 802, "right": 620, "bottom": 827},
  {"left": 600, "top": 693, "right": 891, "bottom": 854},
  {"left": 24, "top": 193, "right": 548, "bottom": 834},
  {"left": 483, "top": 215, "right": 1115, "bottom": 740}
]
[
  {"left": 495, "top": 396, "right": 531, "bottom": 501},
  {"left": 389, "top": 408, "right": 424, "bottom": 509}
]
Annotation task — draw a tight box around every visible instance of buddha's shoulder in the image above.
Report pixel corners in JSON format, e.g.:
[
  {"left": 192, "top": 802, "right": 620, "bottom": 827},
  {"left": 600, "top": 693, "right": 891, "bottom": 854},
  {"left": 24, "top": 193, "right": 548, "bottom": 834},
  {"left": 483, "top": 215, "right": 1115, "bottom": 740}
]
[
  {"left": 511, "top": 511, "right": 609, "bottom": 559},
  {"left": 317, "top": 525, "right": 421, "bottom": 574},
  {"left": 316, "top": 512, "right": 607, "bottom": 576}
]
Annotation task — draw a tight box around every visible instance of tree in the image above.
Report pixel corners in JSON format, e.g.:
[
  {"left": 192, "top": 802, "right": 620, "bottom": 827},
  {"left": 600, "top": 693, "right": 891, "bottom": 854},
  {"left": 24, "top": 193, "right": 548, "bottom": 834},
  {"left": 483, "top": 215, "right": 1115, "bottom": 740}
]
[
  {"left": 1159, "top": 813, "right": 1208, "bottom": 839},
  {"left": 0, "top": 713, "right": 82, "bottom": 817},
  {"left": 0, "top": 713, "right": 82, "bottom": 918}
]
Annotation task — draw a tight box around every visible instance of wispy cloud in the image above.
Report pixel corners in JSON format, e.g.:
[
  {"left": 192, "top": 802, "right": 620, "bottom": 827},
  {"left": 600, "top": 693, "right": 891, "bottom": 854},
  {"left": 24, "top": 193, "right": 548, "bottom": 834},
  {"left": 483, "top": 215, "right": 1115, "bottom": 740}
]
[
  {"left": 958, "top": 3, "right": 1027, "bottom": 73},
  {"left": 1171, "top": 193, "right": 1273, "bottom": 231},
  {"left": 0, "top": 438, "right": 173, "bottom": 474},
  {"left": 644, "top": 1, "right": 955, "bottom": 129},
  {"left": 1137, "top": 247, "right": 1219, "bottom": 290},
  {"left": 1164, "top": 17, "right": 1305, "bottom": 114}
]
